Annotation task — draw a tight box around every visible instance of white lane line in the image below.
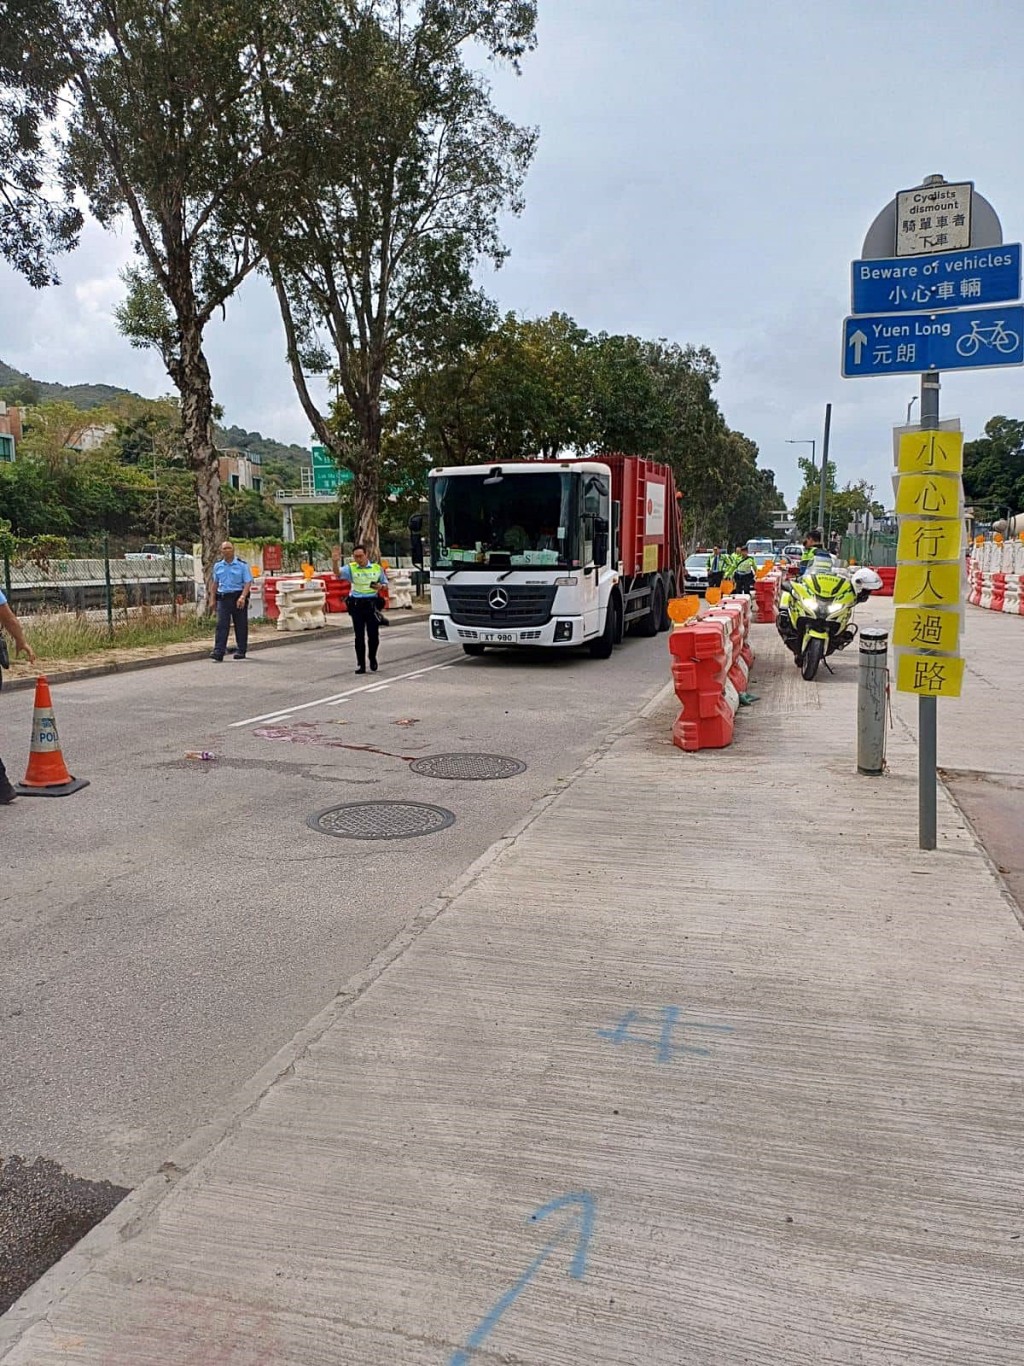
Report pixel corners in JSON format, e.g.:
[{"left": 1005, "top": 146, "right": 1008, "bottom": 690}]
[
  {"left": 363, "top": 683, "right": 391, "bottom": 692},
  {"left": 230, "top": 657, "right": 459, "bottom": 728}
]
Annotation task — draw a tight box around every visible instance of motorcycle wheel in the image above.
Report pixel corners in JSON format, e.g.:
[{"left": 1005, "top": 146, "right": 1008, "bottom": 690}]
[{"left": 801, "top": 636, "right": 825, "bottom": 681}]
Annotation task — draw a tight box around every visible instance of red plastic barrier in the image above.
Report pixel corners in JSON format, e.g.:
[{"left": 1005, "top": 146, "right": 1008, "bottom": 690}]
[
  {"left": 991, "top": 572, "right": 1007, "bottom": 612},
  {"left": 873, "top": 566, "right": 896, "bottom": 597}
]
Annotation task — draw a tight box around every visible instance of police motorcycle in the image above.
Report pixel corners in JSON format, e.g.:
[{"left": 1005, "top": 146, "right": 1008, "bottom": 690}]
[{"left": 777, "top": 559, "right": 882, "bottom": 681}]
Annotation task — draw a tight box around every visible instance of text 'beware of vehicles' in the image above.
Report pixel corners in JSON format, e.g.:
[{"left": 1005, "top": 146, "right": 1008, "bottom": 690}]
[{"left": 850, "top": 245, "right": 1021, "bottom": 316}]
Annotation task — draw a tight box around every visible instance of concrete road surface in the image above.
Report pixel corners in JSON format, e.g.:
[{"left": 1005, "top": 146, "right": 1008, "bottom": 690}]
[{"left": 0, "top": 619, "right": 675, "bottom": 1188}]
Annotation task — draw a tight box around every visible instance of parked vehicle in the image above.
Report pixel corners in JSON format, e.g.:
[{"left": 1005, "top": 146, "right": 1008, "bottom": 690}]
[
  {"left": 427, "top": 455, "right": 684, "bottom": 658},
  {"left": 745, "top": 538, "right": 774, "bottom": 557},
  {"left": 684, "top": 553, "right": 710, "bottom": 594},
  {"left": 125, "top": 544, "right": 174, "bottom": 560},
  {"left": 777, "top": 566, "right": 882, "bottom": 680}
]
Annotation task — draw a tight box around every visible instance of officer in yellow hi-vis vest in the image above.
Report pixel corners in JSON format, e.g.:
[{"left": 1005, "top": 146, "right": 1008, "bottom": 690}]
[{"left": 333, "top": 544, "right": 389, "bottom": 674}]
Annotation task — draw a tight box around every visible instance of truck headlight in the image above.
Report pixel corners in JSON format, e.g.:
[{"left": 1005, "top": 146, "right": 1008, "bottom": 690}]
[{"left": 430, "top": 618, "right": 447, "bottom": 640}]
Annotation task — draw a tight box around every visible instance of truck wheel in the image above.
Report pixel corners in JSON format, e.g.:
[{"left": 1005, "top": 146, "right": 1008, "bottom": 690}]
[
  {"left": 635, "top": 581, "right": 663, "bottom": 638},
  {"left": 462, "top": 643, "right": 486, "bottom": 657},
  {"left": 657, "top": 577, "right": 673, "bottom": 632},
  {"left": 589, "top": 597, "right": 620, "bottom": 659}
]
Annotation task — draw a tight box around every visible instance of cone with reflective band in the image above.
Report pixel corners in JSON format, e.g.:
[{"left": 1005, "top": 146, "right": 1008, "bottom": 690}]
[{"left": 15, "top": 676, "right": 89, "bottom": 797}]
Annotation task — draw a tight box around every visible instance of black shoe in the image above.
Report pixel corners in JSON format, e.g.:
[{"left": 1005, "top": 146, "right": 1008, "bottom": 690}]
[
  {"left": 370, "top": 661, "right": 378, "bottom": 673},
  {"left": 0, "top": 783, "right": 17, "bottom": 805},
  {"left": 233, "top": 652, "right": 246, "bottom": 660},
  {"left": 355, "top": 666, "right": 366, "bottom": 674},
  {"left": 210, "top": 653, "right": 224, "bottom": 662}
]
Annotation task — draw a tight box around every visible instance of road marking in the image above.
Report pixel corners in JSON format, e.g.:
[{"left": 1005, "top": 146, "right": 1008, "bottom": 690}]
[
  {"left": 230, "top": 657, "right": 459, "bottom": 728},
  {"left": 364, "top": 684, "right": 390, "bottom": 692}
]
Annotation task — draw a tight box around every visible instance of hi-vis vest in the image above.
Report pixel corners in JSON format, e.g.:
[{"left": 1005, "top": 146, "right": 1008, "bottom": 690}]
[
  {"left": 734, "top": 555, "right": 756, "bottom": 576},
  {"left": 348, "top": 561, "right": 382, "bottom": 596},
  {"left": 708, "top": 553, "right": 723, "bottom": 573}
]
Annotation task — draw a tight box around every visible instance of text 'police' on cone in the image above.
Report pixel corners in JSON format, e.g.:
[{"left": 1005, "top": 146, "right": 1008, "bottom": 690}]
[{"left": 15, "top": 676, "right": 89, "bottom": 797}]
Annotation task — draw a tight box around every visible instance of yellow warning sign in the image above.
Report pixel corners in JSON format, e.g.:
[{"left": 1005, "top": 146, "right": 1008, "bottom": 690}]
[
  {"left": 894, "top": 473, "right": 961, "bottom": 518},
  {"left": 893, "top": 562, "right": 962, "bottom": 608},
  {"left": 892, "top": 606, "right": 962, "bottom": 654},
  {"left": 897, "top": 430, "right": 964, "bottom": 475},
  {"left": 896, "top": 652, "right": 965, "bottom": 698},
  {"left": 896, "top": 517, "right": 963, "bottom": 563},
  {"left": 642, "top": 543, "right": 659, "bottom": 573}
]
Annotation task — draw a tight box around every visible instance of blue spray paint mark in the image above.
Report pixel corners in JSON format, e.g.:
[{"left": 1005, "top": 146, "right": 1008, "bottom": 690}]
[
  {"left": 448, "top": 1191, "right": 595, "bottom": 1365},
  {"left": 597, "top": 1006, "right": 733, "bottom": 1062}
]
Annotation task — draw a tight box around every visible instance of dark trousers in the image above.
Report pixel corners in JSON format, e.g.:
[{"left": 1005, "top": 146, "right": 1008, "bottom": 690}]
[
  {"left": 214, "top": 591, "right": 248, "bottom": 657},
  {"left": 347, "top": 595, "right": 379, "bottom": 668},
  {"left": 734, "top": 573, "right": 755, "bottom": 595},
  {"left": 707, "top": 571, "right": 723, "bottom": 588}
]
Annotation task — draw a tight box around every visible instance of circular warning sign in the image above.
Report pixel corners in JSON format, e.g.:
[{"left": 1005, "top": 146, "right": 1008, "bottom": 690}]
[{"left": 647, "top": 498, "right": 653, "bottom": 515}]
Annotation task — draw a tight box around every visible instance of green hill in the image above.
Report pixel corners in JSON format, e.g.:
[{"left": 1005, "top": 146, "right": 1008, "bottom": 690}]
[
  {"left": 0, "top": 358, "right": 139, "bottom": 410},
  {"left": 0, "top": 358, "right": 310, "bottom": 475}
]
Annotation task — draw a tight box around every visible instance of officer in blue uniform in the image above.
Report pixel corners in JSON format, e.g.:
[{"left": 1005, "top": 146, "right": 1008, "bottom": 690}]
[
  {"left": 209, "top": 541, "right": 252, "bottom": 661},
  {"left": 332, "top": 543, "right": 388, "bottom": 674},
  {"left": 0, "top": 586, "right": 37, "bottom": 802}
]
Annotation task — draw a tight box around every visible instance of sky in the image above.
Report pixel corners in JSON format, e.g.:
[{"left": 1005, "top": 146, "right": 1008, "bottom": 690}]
[{"left": 2, "top": 0, "right": 1023, "bottom": 508}]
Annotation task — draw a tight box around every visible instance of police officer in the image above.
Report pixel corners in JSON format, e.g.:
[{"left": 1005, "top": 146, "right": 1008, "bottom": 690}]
[
  {"left": 333, "top": 543, "right": 388, "bottom": 674},
  {"left": 209, "top": 540, "right": 252, "bottom": 661},
  {"left": 799, "top": 529, "right": 827, "bottom": 576},
  {"left": 732, "top": 546, "right": 756, "bottom": 595},
  {"left": 707, "top": 545, "right": 725, "bottom": 589},
  {"left": 0, "top": 587, "right": 37, "bottom": 803}
]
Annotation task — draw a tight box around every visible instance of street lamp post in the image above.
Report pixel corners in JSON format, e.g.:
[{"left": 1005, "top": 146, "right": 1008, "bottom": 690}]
[
  {"left": 906, "top": 396, "right": 918, "bottom": 425},
  {"left": 786, "top": 438, "right": 816, "bottom": 531}
]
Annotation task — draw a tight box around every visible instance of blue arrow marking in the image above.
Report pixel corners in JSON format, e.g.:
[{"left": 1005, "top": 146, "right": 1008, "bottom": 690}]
[{"left": 448, "top": 1191, "right": 595, "bottom": 1365}]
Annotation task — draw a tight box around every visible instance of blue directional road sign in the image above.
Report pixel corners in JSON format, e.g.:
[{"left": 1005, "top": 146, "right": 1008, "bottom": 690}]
[
  {"left": 851, "top": 244, "right": 1021, "bottom": 315},
  {"left": 842, "top": 304, "right": 1024, "bottom": 378}
]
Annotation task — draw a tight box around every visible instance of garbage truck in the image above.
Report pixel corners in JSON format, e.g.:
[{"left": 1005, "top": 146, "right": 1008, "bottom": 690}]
[{"left": 427, "top": 455, "right": 684, "bottom": 658}]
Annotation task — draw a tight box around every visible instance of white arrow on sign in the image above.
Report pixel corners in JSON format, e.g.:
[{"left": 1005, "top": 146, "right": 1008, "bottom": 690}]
[{"left": 848, "top": 329, "right": 868, "bottom": 364}]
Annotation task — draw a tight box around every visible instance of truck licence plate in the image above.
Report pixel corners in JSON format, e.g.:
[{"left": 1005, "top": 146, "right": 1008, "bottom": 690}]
[{"left": 482, "top": 631, "right": 515, "bottom": 643}]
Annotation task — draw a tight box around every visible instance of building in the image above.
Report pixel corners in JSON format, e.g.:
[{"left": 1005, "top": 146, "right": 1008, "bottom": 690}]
[
  {"left": 217, "top": 447, "right": 262, "bottom": 492},
  {"left": 0, "top": 401, "right": 23, "bottom": 462}
]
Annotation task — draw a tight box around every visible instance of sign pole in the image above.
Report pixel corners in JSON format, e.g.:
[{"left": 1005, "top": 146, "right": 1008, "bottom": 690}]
[
  {"left": 918, "top": 369, "right": 940, "bottom": 850},
  {"left": 818, "top": 402, "right": 831, "bottom": 537}
]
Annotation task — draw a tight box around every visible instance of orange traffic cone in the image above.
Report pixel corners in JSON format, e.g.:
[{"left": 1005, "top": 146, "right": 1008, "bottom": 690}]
[{"left": 15, "top": 676, "right": 89, "bottom": 797}]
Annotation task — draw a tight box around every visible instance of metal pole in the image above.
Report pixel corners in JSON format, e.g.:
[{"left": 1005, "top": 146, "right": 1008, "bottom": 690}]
[
  {"left": 857, "top": 628, "right": 888, "bottom": 774},
  {"left": 170, "top": 543, "right": 178, "bottom": 620},
  {"left": 818, "top": 402, "right": 831, "bottom": 538},
  {"left": 918, "top": 370, "right": 940, "bottom": 849},
  {"left": 103, "top": 533, "right": 114, "bottom": 639},
  {"left": 3, "top": 550, "right": 10, "bottom": 600}
]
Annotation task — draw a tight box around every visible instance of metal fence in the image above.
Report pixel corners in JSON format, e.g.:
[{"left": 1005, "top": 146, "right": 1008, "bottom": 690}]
[{"left": 2, "top": 536, "right": 198, "bottom": 628}]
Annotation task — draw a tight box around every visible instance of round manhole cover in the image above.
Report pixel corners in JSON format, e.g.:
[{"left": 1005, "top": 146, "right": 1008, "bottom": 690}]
[
  {"left": 409, "top": 753, "right": 527, "bottom": 781},
  {"left": 307, "top": 800, "right": 455, "bottom": 841}
]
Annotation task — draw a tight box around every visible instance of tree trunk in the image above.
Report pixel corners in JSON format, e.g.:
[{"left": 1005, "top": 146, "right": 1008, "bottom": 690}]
[
  {"left": 173, "top": 324, "right": 225, "bottom": 603},
  {"left": 352, "top": 399, "right": 384, "bottom": 556}
]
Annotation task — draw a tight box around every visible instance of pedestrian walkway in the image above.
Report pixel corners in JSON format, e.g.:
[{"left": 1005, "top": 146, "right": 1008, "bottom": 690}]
[{"left": 2, "top": 609, "right": 1022, "bottom": 1364}]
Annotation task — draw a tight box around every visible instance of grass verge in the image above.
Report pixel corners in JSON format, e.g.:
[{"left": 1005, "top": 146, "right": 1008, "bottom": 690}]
[{"left": 22, "top": 609, "right": 211, "bottom": 661}]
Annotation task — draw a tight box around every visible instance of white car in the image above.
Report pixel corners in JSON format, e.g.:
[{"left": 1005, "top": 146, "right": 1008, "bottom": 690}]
[{"left": 684, "top": 553, "right": 710, "bottom": 593}]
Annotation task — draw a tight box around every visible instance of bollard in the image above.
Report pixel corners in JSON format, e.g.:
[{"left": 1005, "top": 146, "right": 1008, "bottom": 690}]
[{"left": 857, "top": 628, "right": 888, "bottom": 775}]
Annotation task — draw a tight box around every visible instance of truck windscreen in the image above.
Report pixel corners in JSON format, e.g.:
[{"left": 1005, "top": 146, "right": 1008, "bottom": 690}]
[{"left": 430, "top": 472, "right": 576, "bottom": 569}]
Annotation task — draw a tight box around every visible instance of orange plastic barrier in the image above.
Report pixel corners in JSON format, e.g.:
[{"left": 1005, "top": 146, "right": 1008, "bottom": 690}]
[{"left": 669, "top": 617, "right": 736, "bottom": 751}]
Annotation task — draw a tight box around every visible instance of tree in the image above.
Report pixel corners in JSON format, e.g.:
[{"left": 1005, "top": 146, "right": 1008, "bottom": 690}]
[
  {"left": 7, "top": 1, "right": 304, "bottom": 586},
  {"left": 0, "top": 0, "right": 82, "bottom": 285},
  {"left": 256, "top": 0, "right": 537, "bottom": 553},
  {"left": 792, "top": 457, "right": 882, "bottom": 538},
  {"left": 19, "top": 399, "right": 114, "bottom": 470},
  {"left": 963, "top": 416, "right": 1024, "bottom": 518}
]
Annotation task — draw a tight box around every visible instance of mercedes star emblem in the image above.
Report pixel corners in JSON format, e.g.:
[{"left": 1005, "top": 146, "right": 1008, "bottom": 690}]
[{"left": 488, "top": 588, "right": 509, "bottom": 611}]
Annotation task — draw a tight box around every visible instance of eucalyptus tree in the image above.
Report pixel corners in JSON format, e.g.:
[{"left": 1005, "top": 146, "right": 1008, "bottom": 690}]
[{"left": 256, "top": 0, "right": 537, "bottom": 552}]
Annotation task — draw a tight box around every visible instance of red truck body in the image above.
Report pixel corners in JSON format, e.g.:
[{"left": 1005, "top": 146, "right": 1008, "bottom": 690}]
[{"left": 590, "top": 453, "right": 685, "bottom": 580}]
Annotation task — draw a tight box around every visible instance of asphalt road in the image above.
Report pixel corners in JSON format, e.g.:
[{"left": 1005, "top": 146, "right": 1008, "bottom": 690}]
[{"left": 1, "top": 618, "right": 673, "bottom": 1188}]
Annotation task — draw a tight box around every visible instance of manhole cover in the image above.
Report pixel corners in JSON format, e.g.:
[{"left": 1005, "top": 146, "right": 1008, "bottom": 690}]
[
  {"left": 409, "top": 753, "right": 527, "bottom": 781},
  {"left": 307, "top": 800, "right": 456, "bottom": 840}
]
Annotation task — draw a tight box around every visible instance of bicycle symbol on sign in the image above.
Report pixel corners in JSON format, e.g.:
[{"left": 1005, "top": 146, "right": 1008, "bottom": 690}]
[{"left": 955, "top": 318, "right": 1020, "bottom": 357}]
